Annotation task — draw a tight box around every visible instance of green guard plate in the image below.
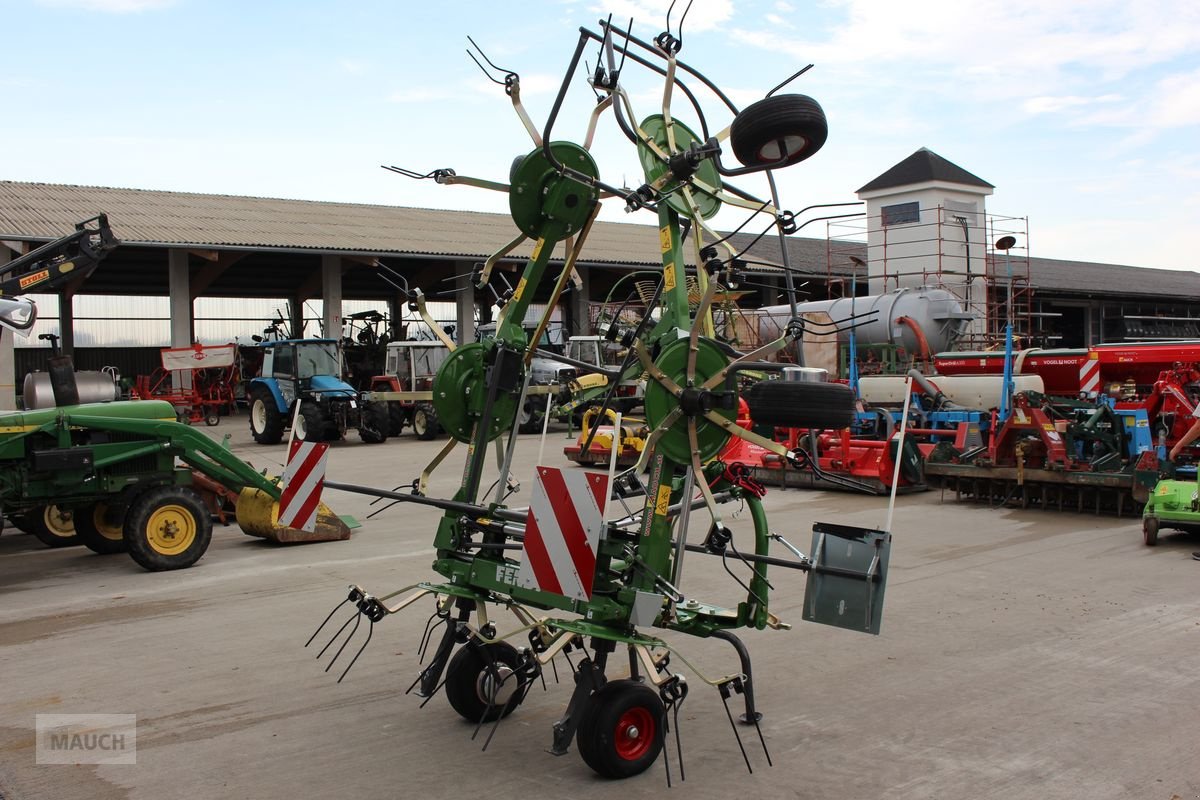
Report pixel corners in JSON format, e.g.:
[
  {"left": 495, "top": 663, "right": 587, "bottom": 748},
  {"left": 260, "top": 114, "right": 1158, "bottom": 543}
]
[
  {"left": 637, "top": 115, "right": 722, "bottom": 220},
  {"left": 509, "top": 142, "right": 600, "bottom": 240},
  {"left": 643, "top": 337, "right": 735, "bottom": 464},
  {"left": 431, "top": 342, "right": 520, "bottom": 444}
]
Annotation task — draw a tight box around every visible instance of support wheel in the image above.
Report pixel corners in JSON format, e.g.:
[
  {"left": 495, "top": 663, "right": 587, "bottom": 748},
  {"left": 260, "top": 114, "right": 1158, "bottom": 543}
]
[
  {"left": 412, "top": 403, "right": 440, "bottom": 441},
  {"left": 296, "top": 403, "right": 327, "bottom": 442},
  {"left": 358, "top": 401, "right": 390, "bottom": 444},
  {"left": 729, "top": 94, "right": 828, "bottom": 168},
  {"left": 27, "top": 504, "right": 79, "bottom": 548},
  {"left": 249, "top": 387, "right": 284, "bottom": 444},
  {"left": 75, "top": 503, "right": 127, "bottom": 555},
  {"left": 577, "top": 679, "right": 665, "bottom": 779},
  {"left": 124, "top": 487, "right": 212, "bottom": 571},
  {"left": 204, "top": 410, "right": 220, "bottom": 427},
  {"left": 444, "top": 642, "right": 526, "bottom": 723},
  {"left": 1143, "top": 516, "right": 1159, "bottom": 546}
]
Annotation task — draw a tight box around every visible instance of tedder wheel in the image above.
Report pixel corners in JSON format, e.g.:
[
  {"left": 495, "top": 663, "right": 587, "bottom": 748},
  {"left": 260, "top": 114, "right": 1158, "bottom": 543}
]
[
  {"left": 123, "top": 486, "right": 212, "bottom": 572},
  {"left": 387, "top": 401, "right": 407, "bottom": 436},
  {"left": 444, "top": 641, "right": 527, "bottom": 723},
  {"left": 249, "top": 387, "right": 284, "bottom": 444},
  {"left": 576, "top": 679, "right": 665, "bottom": 779},
  {"left": 296, "top": 403, "right": 327, "bottom": 443},
  {"left": 412, "top": 403, "right": 440, "bottom": 441},
  {"left": 729, "top": 94, "right": 828, "bottom": 168},
  {"left": 27, "top": 504, "right": 79, "bottom": 548},
  {"left": 1143, "top": 516, "right": 1159, "bottom": 546},
  {"left": 75, "top": 503, "right": 127, "bottom": 555},
  {"left": 358, "top": 401, "right": 390, "bottom": 444}
]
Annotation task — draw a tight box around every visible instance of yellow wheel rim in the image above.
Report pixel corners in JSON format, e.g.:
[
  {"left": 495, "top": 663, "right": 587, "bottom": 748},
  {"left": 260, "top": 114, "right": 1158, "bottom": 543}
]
[
  {"left": 44, "top": 505, "right": 75, "bottom": 537},
  {"left": 93, "top": 504, "right": 124, "bottom": 542},
  {"left": 145, "top": 504, "right": 197, "bottom": 556}
]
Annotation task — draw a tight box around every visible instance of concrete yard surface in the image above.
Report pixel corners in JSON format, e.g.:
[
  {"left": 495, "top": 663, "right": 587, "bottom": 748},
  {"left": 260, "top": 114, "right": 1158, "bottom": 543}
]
[{"left": 1, "top": 421, "right": 1198, "bottom": 800}]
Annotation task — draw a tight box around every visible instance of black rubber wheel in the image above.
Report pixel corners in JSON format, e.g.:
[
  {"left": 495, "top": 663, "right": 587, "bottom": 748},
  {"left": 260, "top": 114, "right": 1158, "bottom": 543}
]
[
  {"left": 577, "top": 679, "right": 665, "bottom": 779},
  {"left": 1143, "top": 516, "right": 1159, "bottom": 546},
  {"left": 517, "top": 399, "right": 544, "bottom": 434},
  {"left": 204, "top": 410, "right": 220, "bottom": 427},
  {"left": 249, "top": 386, "right": 284, "bottom": 444},
  {"left": 413, "top": 403, "right": 440, "bottom": 441},
  {"left": 123, "top": 486, "right": 212, "bottom": 572},
  {"left": 358, "top": 401, "right": 390, "bottom": 444},
  {"left": 387, "top": 401, "right": 407, "bottom": 436},
  {"left": 444, "top": 642, "right": 526, "bottom": 723},
  {"left": 75, "top": 502, "right": 127, "bottom": 555},
  {"left": 296, "top": 402, "right": 327, "bottom": 443},
  {"left": 744, "top": 379, "right": 855, "bottom": 430},
  {"left": 27, "top": 504, "right": 80, "bottom": 548},
  {"left": 729, "top": 94, "right": 828, "bottom": 168}
]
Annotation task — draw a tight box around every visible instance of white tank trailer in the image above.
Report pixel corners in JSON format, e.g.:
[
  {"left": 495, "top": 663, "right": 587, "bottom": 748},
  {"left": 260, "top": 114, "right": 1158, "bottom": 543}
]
[{"left": 757, "top": 286, "right": 975, "bottom": 356}]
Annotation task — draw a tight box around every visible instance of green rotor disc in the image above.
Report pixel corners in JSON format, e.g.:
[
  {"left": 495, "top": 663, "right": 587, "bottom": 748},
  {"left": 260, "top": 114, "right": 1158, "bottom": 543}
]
[
  {"left": 508, "top": 142, "right": 600, "bottom": 241},
  {"left": 643, "top": 337, "right": 735, "bottom": 464},
  {"left": 636, "top": 115, "right": 722, "bottom": 220},
  {"left": 431, "top": 342, "right": 520, "bottom": 444}
]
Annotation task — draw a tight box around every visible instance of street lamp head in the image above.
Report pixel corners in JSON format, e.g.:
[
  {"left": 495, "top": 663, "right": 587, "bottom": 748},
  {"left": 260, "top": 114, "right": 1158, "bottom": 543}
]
[{"left": 995, "top": 235, "right": 1017, "bottom": 251}]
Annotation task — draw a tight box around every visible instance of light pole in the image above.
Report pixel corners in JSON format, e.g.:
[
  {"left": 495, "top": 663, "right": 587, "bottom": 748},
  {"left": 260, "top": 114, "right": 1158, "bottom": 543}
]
[{"left": 995, "top": 235, "right": 1017, "bottom": 422}]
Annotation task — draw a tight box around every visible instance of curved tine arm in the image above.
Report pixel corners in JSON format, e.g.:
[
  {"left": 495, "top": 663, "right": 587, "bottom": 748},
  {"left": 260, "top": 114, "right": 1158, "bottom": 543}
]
[
  {"left": 616, "top": 87, "right": 671, "bottom": 163},
  {"left": 699, "top": 330, "right": 799, "bottom": 391},
  {"left": 413, "top": 289, "right": 458, "bottom": 352},
  {"left": 620, "top": 407, "right": 683, "bottom": 478},
  {"left": 508, "top": 80, "right": 544, "bottom": 148},
  {"left": 701, "top": 408, "right": 790, "bottom": 459},
  {"left": 686, "top": 263, "right": 721, "bottom": 383},
  {"left": 636, "top": 340, "right": 684, "bottom": 396},
  {"left": 583, "top": 95, "right": 615, "bottom": 150},
  {"left": 437, "top": 174, "right": 512, "bottom": 194},
  {"left": 478, "top": 233, "right": 528, "bottom": 286},
  {"left": 661, "top": 54, "right": 679, "bottom": 153},
  {"left": 418, "top": 437, "right": 459, "bottom": 496},
  {"left": 695, "top": 181, "right": 781, "bottom": 217},
  {"left": 523, "top": 205, "right": 600, "bottom": 367},
  {"left": 687, "top": 417, "right": 726, "bottom": 529}
]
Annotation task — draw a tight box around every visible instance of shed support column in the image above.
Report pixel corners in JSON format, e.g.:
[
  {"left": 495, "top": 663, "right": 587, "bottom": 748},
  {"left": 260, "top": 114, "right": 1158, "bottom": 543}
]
[
  {"left": 168, "top": 249, "right": 194, "bottom": 390},
  {"left": 456, "top": 265, "right": 475, "bottom": 345},
  {"left": 0, "top": 247, "right": 14, "bottom": 409},
  {"left": 322, "top": 255, "right": 343, "bottom": 341},
  {"left": 58, "top": 291, "right": 75, "bottom": 356},
  {"left": 568, "top": 264, "right": 591, "bottom": 337}
]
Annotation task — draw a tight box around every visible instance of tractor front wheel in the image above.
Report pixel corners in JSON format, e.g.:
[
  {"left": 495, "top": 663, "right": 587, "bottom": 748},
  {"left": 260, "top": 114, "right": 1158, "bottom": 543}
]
[
  {"left": 412, "top": 403, "right": 440, "bottom": 441},
  {"left": 359, "top": 401, "right": 390, "bottom": 444},
  {"left": 577, "top": 679, "right": 665, "bottom": 779},
  {"left": 124, "top": 487, "right": 212, "bottom": 571},
  {"left": 75, "top": 503, "right": 127, "bottom": 555},
  {"left": 249, "top": 387, "right": 284, "bottom": 444},
  {"left": 1143, "top": 516, "right": 1159, "bottom": 546},
  {"left": 27, "top": 505, "right": 79, "bottom": 548},
  {"left": 296, "top": 403, "right": 328, "bottom": 443}
]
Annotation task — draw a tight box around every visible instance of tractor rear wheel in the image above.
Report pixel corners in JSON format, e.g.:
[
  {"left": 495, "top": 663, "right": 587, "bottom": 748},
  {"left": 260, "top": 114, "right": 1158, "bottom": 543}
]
[
  {"left": 249, "top": 387, "right": 284, "bottom": 444},
  {"left": 75, "top": 502, "right": 127, "bottom": 555},
  {"left": 27, "top": 504, "right": 79, "bottom": 548},
  {"left": 124, "top": 486, "right": 212, "bottom": 571},
  {"left": 387, "top": 401, "right": 407, "bottom": 436},
  {"left": 413, "top": 403, "right": 440, "bottom": 441},
  {"left": 577, "top": 679, "right": 665, "bottom": 779},
  {"left": 359, "top": 401, "right": 390, "bottom": 444}
]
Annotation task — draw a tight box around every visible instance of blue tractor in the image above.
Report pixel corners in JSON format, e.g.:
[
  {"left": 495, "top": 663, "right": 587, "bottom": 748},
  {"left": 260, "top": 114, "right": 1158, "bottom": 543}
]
[{"left": 246, "top": 338, "right": 389, "bottom": 445}]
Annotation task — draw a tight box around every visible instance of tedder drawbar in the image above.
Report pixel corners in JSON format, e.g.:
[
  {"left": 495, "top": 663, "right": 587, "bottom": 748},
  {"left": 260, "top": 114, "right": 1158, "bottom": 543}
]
[{"left": 308, "top": 14, "right": 893, "bottom": 780}]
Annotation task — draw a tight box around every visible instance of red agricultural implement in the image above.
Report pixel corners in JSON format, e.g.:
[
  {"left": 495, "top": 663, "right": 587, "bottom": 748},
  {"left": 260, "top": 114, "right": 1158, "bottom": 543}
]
[{"left": 134, "top": 343, "right": 239, "bottom": 425}]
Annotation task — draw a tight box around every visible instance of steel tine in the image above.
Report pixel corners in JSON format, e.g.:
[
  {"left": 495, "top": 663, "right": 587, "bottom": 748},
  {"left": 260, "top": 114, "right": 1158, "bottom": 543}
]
[
  {"left": 720, "top": 684, "right": 753, "bottom": 774},
  {"left": 305, "top": 598, "right": 349, "bottom": 648},
  {"left": 315, "top": 611, "right": 359, "bottom": 660},
  {"left": 751, "top": 709, "right": 772, "bottom": 767},
  {"left": 673, "top": 697, "right": 686, "bottom": 781},
  {"left": 417, "top": 675, "right": 448, "bottom": 707},
  {"left": 324, "top": 611, "right": 361, "bottom": 673},
  {"left": 336, "top": 620, "right": 374, "bottom": 684}
]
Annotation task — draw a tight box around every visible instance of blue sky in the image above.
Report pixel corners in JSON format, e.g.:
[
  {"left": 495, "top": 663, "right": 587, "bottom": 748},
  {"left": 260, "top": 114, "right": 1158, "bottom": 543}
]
[{"left": 3, "top": 0, "right": 1198, "bottom": 271}]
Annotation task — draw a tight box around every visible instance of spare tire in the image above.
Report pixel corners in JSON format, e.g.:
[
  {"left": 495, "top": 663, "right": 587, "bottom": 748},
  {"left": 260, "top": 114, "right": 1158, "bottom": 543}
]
[
  {"left": 744, "top": 379, "right": 854, "bottom": 430},
  {"left": 730, "top": 94, "right": 828, "bottom": 168}
]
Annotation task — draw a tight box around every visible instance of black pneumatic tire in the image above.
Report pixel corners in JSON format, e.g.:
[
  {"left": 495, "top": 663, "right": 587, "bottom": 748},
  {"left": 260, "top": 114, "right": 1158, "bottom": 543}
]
[
  {"left": 444, "top": 642, "right": 526, "bottom": 723},
  {"left": 729, "top": 94, "right": 828, "bottom": 168},
  {"left": 27, "top": 504, "right": 79, "bottom": 548},
  {"left": 744, "top": 379, "right": 855, "bottom": 430},
  {"left": 297, "top": 403, "right": 328, "bottom": 443},
  {"left": 387, "top": 402, "right": 407, "bottom": 436},
  {"left": 75, "top": 502, "right": 128, "bottom": 555},
  {"left": 413, "top": 403, "right": 440, "bottom": 441},
  {"left": 359, "top": 401, "right": 390, "bottom": 444},
  {"left": 123, "top": 486, "right": 213, "bottom": 572},
  {"left": 1143, "top": 516, "right": 1159, "bottom": 546},
  {"left": 249, "top": 387, "right": 284, "bottom": 444},
  {"left": 577, "top": 679, "right": 666, "bottom": 779},
  {"left": 517, "top": 399, "right": 544, "bottom": 434}
]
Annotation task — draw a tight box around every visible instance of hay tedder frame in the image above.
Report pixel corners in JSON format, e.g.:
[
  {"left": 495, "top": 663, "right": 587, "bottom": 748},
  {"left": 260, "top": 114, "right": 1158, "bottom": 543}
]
[{"left": 310, "top": 12, "right": 892, "bottom": 781}]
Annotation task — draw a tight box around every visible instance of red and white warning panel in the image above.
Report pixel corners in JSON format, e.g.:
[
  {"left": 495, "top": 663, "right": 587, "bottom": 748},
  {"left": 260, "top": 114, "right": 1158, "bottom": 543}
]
[
  {"left": 518, "top": 467, "right": 609, "bottom": 601},
  {"left": 1079, "top": 353, "right": 1100, "bottom": 396},
  {"left": 278, "top": 439, "right": 330, "bottom": 533}
]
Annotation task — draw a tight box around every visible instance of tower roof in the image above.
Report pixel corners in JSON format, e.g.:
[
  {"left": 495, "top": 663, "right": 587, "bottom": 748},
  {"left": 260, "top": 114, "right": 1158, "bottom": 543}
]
[{"left": 857, "top": 148, "right": 994, "bottom": 194}]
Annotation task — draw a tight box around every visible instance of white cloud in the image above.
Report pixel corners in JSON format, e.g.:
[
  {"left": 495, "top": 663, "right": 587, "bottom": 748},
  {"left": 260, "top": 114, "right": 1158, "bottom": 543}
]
[
  {"left": 588, "top": 0, "right": 734, "bottom": 34},
  {"left": 37, "top": 0, "right": 174, "bottom": 11},
  {"left": 339, "top": 59, "right": 367, "bottom": 75},
  {"left": 388, "top": 88, "right": 452, "bottom": 104},
  {"left": 1022, "top": 94, "right": 1122, "bottom": 115},
  {"left": 1146, "top": 68, "right": 1200, "bottom": 127}
]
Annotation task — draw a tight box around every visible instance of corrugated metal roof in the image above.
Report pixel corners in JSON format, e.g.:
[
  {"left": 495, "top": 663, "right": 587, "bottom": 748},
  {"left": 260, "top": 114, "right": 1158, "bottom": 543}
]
[{"left": 0, "top": 180, "right": 674, "bottom": 266}]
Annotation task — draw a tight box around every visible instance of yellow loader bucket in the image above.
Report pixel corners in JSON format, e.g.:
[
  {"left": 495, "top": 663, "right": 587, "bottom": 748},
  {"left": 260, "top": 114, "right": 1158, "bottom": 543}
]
[{"left": 235, "top": 486, "right": 352, "bottom": 543}]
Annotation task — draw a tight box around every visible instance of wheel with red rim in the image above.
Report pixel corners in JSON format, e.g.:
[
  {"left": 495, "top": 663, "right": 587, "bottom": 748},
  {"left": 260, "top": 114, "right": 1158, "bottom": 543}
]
[{"left": 577, "top": 679, "right": 665, "bottom": 779}]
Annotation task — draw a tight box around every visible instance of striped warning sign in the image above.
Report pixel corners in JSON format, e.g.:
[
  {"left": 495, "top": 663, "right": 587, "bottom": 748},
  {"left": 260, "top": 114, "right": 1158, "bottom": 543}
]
[
  {"left": 1079, "top": 353, "right": 1100, "bottom": 396},
  {"left": 518, "top": 467, "right": 609, "bottom": 601},
  {"left": 278, "top": 439, "right": 329, "bottom": 532}
]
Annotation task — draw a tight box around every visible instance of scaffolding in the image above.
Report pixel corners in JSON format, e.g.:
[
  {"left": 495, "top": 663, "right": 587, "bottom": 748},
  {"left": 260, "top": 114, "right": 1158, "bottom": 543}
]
[{"left": 825, "top": 207, "right": 1031, "bottom": 351}]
